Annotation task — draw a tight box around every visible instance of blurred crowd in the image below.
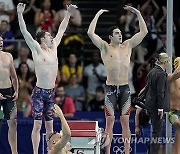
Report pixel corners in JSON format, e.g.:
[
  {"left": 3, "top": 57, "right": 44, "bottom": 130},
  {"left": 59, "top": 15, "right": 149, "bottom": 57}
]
[{"left": 1, "top": 0, "right": 180, "bottom": 118}]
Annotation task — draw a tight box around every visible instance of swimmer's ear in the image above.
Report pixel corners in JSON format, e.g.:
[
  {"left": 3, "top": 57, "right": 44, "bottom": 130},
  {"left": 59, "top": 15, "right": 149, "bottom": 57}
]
[{"left": 109, "top": 35, "right": 112, "bottom": 40}]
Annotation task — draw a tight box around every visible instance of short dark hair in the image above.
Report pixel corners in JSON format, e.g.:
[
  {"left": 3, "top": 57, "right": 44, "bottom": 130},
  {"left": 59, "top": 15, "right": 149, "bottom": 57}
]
[
  {"left": 36, "top": 30, "right": 46, "bottom": 44},
  {"left": 57, "top": 83, "right": 64, "bottom": 89},
  {"left": 1, "top": 20, "right": 9, "bottom": 25},
  {"left": 68, "top": 51, "right": 77, "bottom": 57},
  {"left": 96, "top": 86, "right": 104, "bottom": 93},
  {"left": 47, "top": 131, "right": 57, "bottom": 143},
  {"left": 107, "top": 26, "right": 119, "bottom": 36}
]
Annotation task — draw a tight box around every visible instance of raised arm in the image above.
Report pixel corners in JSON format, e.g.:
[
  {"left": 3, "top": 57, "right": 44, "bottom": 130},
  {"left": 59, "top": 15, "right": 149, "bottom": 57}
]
[
  {"left": 168, "top": 60, "right": 180, "bottom": 82},
  {"left": 151, "top": 0, "right": 160, "bottom": 18},
  {"left": 125, "top": 5, "right": 148, "bottom": 49},
  {"left": 156, "top": 6, "right": 166, "bottom": 29},
  {"left": 87, "top": 9, "right": 108, "bottom": 50},
  {"left": 54, "top": 4, "right": 78, "bottom": 46},
  {"left": 53, "top": 104, "right": 71, "bottom": 151},
  {"left": 140, "top": 0, "right": 151, "bottom": 13},
  {"left": 17, "top": 3, "right": 38, "bottom": 53}
]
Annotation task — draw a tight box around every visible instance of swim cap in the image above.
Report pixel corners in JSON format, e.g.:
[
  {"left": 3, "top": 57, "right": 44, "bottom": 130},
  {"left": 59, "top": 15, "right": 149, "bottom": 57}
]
[{"left": 174, "top": 57, "right": 180, "bottom": 69}]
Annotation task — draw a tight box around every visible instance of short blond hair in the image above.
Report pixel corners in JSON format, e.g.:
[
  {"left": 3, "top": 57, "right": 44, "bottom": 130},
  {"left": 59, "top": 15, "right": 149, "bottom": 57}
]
[{"left": 156, "top": 53, "right": 170, "bottom": 65}]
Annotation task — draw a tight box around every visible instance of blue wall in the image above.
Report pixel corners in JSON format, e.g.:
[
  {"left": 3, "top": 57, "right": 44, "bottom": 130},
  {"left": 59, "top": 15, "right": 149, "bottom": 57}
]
[{"left": 0, "top": 112, "right": 147, "bottom": 154}]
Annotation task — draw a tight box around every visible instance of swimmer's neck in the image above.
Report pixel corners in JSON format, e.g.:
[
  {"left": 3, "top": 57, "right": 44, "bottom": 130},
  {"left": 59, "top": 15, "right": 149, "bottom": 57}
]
[{"left": 109, "top": 42, "right": 121, "bottom": 48}]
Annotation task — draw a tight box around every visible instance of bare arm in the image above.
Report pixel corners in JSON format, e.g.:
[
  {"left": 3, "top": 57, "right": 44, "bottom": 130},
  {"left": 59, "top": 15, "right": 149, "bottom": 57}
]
[
  {"left": 54, "top": 4, "right": 78, "bottom": 46},
  {"left": 23, "top": 0, "right": 37, "bottom": 14},
  {"left": 17, "top": 3, "right": 38, "bottom": 53},
  {"left": 168, "top": 64, "right": 180, "bottom": 82},
  {"left": 125, "top": 6, "right": 148, "bottom": 49},
  {"left": 53, "top": 104, "right": 71, "bottom": 151},
  {"left": 87, "top": 9, "right": 108, "bottom": 51},
  {"left": 140, "top": 0, "right": 151, "bottom": 13},
  {"left": 34, "top": 10, "right": 42, "bottom": 27},
  {"left": 135, "top": 108, "right": 142, "bottom": 135},
  {"left": 151, "top": 0, "right": 160, "bottom": 18},
  {"left": 156, "top": 6, "right": 166, "bottom": 29},
  {"left": 9, "top": 54, "right": 18, "bottom": 101}
]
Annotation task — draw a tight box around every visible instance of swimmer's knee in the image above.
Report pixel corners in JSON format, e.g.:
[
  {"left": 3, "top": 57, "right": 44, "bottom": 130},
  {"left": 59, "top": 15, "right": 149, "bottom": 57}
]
[
  {"left": 9, "top": 105, "right": 17, "bottom": 120},
  {"left": 106, "top": 116, "right": 115, "bottom": 125}
]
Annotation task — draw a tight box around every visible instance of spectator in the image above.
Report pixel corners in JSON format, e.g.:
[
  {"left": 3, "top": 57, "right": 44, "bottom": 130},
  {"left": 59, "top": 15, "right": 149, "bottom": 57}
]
[
  {"left": 119, "top": 3, "right": 137, "bottom": 40},
  {"left": 55, "top": 84, "right": 76, "bottom": 118},
  {"left": 54, "top": 0, "right": 81, "bottom": 33},
  {"left": 65, "top": 73, "right": 86, "bottom": 111},
  {"left": 140, "top": 0, "right": 159, "bottom": 57},
  {"left": 16, "top": 62, "right": 35, "bottom": 111},
  {"left": 0, "top": 0, "right": 15, "bottom": 24},
  {"left": 61, "top": 52, "right": 83, "bottom": 84},
  {"left": 84, "top": 52, "right": 106, "bottom": 102},
  {"left": 0, "top": 20, "right": 14, "bottom": 52},
  {"left": 13, "top": 0, "right": 40, "bottom": 39},
  {"left": 35, "top": 0, "right": 56, "bottom": 35},
  {"left": 87, "top": 86, "right": 105, "bottom": 111},
  {"left": 156, "top": 6, "right": 176, "bottom": 53},
  {"left": 13, "top": 45, "right": 35, "bottom": 72},
  {"left": 22, "top": 96, "right": 33, "bottom": 118}
]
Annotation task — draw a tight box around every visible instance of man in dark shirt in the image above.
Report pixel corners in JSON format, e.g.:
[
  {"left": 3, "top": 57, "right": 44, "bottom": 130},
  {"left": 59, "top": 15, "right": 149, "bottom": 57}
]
[
  {"left": 145, "top": 52, "right": 170, "bottom": 154},
  {"left": 88, "top": 86, "right": 105, "bottom": 111}
]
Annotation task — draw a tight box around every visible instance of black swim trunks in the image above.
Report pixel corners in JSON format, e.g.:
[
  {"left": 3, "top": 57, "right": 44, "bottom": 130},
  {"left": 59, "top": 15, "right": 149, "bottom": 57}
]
[
  {"left": 104, "top": 84, "right": 131, "bottom": 116},
  {"left": 0, "top": 87, "right": 16, "bottom": 120}
]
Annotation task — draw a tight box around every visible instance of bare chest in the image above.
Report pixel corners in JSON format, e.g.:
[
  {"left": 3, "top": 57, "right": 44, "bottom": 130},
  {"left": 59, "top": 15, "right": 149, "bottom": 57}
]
[
  {"left": 0, "top": 55, "right": 11, "bottom": 69},
  {"left": 103, "top": 46, "right": 130, "bottom": 64},
  {"left": 171, "top": 79, "right": 180, "bottom": 91},
  {"left": 36, "top": 52, "right": 57, "bottom": 65}
]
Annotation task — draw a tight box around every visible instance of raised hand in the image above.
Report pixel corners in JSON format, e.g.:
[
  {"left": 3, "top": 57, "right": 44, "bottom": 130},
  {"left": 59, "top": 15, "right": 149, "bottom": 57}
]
[
  {"left": 17, "top": 3, "right": 26, "bottom": 13},
  {"left": 67, "top": 4, "right": 78, "bottom": 14},
  {"left": 97, "top": 9, "right": 109, "bottom": 16},
  {"left": 54, "top": 104, "right": 63, "bottom": 117},
  {"left": 123, "top": 5, "right": 140, "bottom": 15},
  {"left": 162, "top": 6, "right": 167, "bottom": 16}
]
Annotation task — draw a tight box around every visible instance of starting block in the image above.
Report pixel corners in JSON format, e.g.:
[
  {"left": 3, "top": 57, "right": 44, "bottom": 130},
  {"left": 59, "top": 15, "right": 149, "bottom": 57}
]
[
  {"left": 68, "top": 120, "right": 102, "bottom": 154},
  {"left": 42, "top": 120, "right": 102, "bottom": 154}
]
